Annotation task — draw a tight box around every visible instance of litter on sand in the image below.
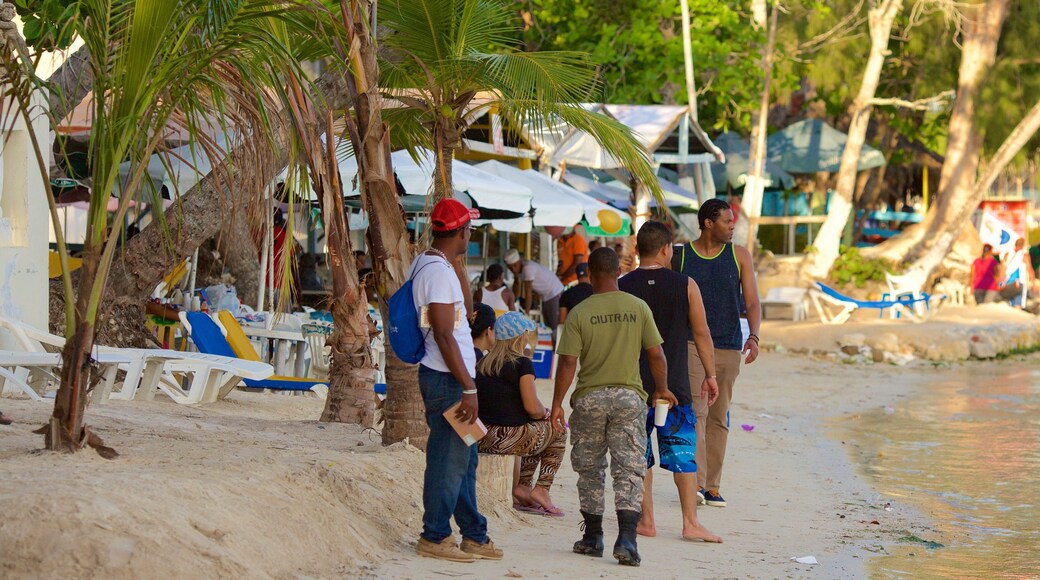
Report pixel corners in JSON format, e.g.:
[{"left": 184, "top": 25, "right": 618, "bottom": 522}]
[
  {"left": 791, "top": 555, "right": 819, "bottom": 565},
  {"left": 741, "top": 424, "right": 755, "bottom": 431}
]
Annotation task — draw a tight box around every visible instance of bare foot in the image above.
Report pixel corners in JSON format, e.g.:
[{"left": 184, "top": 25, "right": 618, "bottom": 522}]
[
  {"left": 682, "top": 522, "right": 723, "bottom": 543},
  {"left": 528, "top": 486, "right": 560, "bottom": 513},
  {"left": 636, "top": 521, "right": 656, "bottom": 537},
  {"left": 512, "top": 486, "right": 536, "bottom": 508}
]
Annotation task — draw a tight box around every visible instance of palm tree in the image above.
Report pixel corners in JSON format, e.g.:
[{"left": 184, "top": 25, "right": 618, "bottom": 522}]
[
  {"left": 373, "top": 0, "right": 661, "bottom": 447},
  {"left": 377, "top": 0, "right": 661, "bottom": 201},
  {"left": 2, "top": 0, "right": 333, "bottom": 454}
]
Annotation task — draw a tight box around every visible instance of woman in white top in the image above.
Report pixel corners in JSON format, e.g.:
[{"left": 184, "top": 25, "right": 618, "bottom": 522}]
[{"left": 474, "top": 263, "right": 516, "bottom": 316}]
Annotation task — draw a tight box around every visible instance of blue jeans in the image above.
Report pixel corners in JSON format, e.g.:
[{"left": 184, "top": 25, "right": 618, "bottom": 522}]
[{"left": 418, "top": 365, "right": 487, "bottom": 544}]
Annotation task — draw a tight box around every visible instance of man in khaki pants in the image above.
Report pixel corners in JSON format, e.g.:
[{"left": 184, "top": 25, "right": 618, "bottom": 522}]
[{"left": 672, "top": 199, "right": 761, "bottom": 508}]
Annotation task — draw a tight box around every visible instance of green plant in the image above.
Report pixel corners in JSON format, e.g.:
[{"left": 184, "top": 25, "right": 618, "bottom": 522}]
[{"left": 829, "top": 245, "right": 897, "bottom": 288}]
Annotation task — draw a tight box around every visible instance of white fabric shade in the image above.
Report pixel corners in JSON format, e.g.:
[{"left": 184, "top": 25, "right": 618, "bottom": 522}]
[{"left": 475, "top": 160, "right": 624, "bottom": 228}]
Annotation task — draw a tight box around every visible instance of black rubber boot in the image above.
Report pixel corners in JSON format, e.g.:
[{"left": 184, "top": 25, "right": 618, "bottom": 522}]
[
  {"left": 613, "top": 510, "right": 641, "bottom": 566},
  {"left": 572, "top": 511, "right": 604, "bottom": 557}
]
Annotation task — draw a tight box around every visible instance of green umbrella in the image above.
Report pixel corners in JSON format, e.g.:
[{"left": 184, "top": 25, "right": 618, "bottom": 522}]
[
  {"left": 766, "top": 119, "right": 886, "bottom": 174},
  {"left": 710, "top": 132, "right": 796, "bottom": 191}
]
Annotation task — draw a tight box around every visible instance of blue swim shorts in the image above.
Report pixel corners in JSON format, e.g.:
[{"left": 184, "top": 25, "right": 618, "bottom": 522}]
[{"left": 645, "top": 403, "right": 697, "bottom": 473}]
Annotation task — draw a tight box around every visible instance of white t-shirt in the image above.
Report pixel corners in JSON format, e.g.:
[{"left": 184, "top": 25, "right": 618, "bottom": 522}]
[
  {"left": 408, "top": 253, "right": 476, "bottom": 377},
  {"left": 522, "top": 260, "right": 565, "bottom": 300}
]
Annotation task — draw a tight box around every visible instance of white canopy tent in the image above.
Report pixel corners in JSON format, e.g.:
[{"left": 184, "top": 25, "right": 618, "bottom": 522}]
[{"left": 474, "top": 160, "right": 627, "bottom": 228}]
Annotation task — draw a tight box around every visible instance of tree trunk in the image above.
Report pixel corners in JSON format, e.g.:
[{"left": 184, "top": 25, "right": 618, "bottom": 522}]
[
  {"left": 863, "top": 0, "right": 1009, "bottom": 265},
  {"left": 743, "top": 0, "right": 778, "bottom": 249},
  {"left": 433, "top": 125, "right": 455, "bottom": 202},
  {"left": 800, "top": 0, "right": 902, "bottom": 280},
  {"left": 336, "top": 0, "right": 423, "bottom": 448},
  {"left": 217, "top": 217, "right": 261, "bottom": 309},
  {"left": 46, "top": 44, "right": 93, "bottom": 123}
]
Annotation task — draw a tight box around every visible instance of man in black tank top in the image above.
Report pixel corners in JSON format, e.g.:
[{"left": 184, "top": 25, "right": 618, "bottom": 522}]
[
  {"left": 620, "top": 221, "right": 722, "bottom": 544},
  {"left": 672, "top": 199, "right": 762, "bottom": 509}
]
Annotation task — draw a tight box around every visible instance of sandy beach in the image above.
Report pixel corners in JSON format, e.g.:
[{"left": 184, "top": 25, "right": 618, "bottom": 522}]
[{"left": 1, "top": 340, "right": 973, "bottom": 579}]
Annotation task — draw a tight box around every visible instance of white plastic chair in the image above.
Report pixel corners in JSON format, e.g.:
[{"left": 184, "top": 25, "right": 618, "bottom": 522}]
[
  {"left": 301, "top": 322, "right": 333, "bottom": 380},
  {"left": 761, "top": 287, "right": 809, "bottom": 321}
]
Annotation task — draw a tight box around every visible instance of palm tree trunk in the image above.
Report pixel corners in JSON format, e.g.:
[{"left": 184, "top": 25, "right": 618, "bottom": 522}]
[
  {"left": 336, "top": 0, "right": 425, "bottom": 448},
  {"left": 863, "top": 0, "right": 1009, "bottom": 265},
  {"left": 743, "top": 0, "right": 778, "bottom": 249},
  {"left": 433, "top": 123, "right": 455, "bottom": 202},
  {"left": 218, "top": 217, "right": 260, "bottom": 309},
  {"left": 46, "top": 44, "right": 93, "bottom": 123},
  {"left": 800, "top": 0, "right": 902, "bottom": 280}
]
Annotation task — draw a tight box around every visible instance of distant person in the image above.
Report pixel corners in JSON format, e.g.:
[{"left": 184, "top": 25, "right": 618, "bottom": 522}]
[
  {"left": 504, "top": 248, "right": 564, "bottom": 341},
  {"left": 589, "top": 240, "right": 601, "bottom": 252},
  {"left": 614, "top": 243, "right": 635, "bottom": 274},
  {"left": 0, "top": 410, "right": 11, "bottom": 425},
  {"left": 1030, "top": 242, "right": 1040, "bottom": 279},
  {"left": 551, "top": 247, "right": 679, "bottom": 567},
  {"left": 619, "top": 221, "right": 721, "bottom": 543},
  {"left": 477, "top": 312, "right": 566, "bottom": 517},
  {"left": 299, "top": 253, "right": 322, "bottom": 291},
  {"left": 474, "top": 263, "right": 515, "bottom": 315},
  {"left": 728, "top": 194, "right": 742, "bottom": 224},
  {"left": 971, "top": 244, "right": 1001, "bottom": 305},
  {"left": 354, "top": 250, "right": 368, "bottom": 272},
  {"left": 556, "top": 226, "right": 589, "bottom": 285},
  {"left": 409, "top": 198, "right": 502, "bottom": 563},
  {"left": 672, "top": 198, "right": 761, "bottom": 509},
  {"left": 559, "top": 263, "right": 593, "bottom": 325},
  {"left": 1001, "top": 238, "right": 1035, "bottom": 308}
]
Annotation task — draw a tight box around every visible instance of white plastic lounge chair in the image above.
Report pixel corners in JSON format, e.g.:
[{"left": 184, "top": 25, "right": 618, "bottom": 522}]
[
  {"left": 302, "top": 322, "right": 333, "bottom": 380},
  {"left": 0, "top": 314, "right": 273, "bottom": 405},
  {"left": 883, "top": 269, "right": 946, "bottom": 319},
  {"left": 0, "top": 350, "right": 129, "bottom": 401},
  {"left": 761, "top": 287, "right": 809, "bottom": 321}
]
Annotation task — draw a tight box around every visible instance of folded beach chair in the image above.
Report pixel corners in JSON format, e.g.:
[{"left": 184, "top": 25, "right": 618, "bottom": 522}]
[
  {"left": 181, "top": 311, "right": 328, "bottom": 398},
  {"left": 809, "top": 282, "right": 932, "bottom": 324},
  {"left": 0, "top": 314, "right": 272, "bottom": 405}
]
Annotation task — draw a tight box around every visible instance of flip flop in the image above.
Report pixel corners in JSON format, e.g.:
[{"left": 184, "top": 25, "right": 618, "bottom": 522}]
[
  {"left": 513, "top": 504, "right": 548, "bottom": 515},
  {"left": 540, "top": 505, "right": 565, "bottom": 518}
]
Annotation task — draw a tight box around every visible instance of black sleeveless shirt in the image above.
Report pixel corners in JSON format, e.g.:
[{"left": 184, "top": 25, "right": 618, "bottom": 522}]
[
  {"left": 672, "top": 242, "right": 743, "bottom": 350},
  {"left": 619, "top": 268, "right": 692, "bottom": 405}
]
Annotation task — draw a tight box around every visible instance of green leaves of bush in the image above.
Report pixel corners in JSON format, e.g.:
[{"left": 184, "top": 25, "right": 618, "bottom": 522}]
[{"left": 829, "top": 245, "right": 896, "bottom": 288}]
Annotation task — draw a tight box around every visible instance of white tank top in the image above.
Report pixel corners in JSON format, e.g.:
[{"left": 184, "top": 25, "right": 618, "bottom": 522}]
[{"left": 481, "top": 285, "right": 510, "bottom": 313}]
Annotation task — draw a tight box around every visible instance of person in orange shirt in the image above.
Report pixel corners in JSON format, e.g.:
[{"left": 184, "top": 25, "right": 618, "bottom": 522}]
[{"left": 556, "top": 226, "right": 588, "bottom": 285}]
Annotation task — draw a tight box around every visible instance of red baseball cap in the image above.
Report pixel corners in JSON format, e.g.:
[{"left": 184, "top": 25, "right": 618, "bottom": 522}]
[{"left": 430, "top": 198, "right": 479, "bottom": 232}]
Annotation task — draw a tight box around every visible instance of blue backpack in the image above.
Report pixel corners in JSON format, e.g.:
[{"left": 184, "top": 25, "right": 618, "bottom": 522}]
[{"left": 386, "top": 261, "right": 438, "bottom": 364}]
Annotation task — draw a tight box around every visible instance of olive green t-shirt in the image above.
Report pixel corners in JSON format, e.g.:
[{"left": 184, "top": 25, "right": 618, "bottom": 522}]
[{"left": 557, "top": 291, "right": 663, "bottom": 403}]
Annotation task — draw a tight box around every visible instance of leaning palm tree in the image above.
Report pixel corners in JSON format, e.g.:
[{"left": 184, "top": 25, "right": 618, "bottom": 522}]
[
  {"left": 374, "top": 0, "right": 661, "bottom": 447},
  {"left": 1, "top": 0, "right": 333, "bottom": 454},
  {"left": 377, "top": 0, "right": 661, "bottom": 200}
]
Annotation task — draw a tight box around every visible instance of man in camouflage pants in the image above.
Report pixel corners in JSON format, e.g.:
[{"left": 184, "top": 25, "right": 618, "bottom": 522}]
[{"left": 551, "top": 248, "right": 678, "bottom": 567}]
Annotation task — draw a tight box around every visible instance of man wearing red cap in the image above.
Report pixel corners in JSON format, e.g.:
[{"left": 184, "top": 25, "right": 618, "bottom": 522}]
[{"left": 410, "top": 198, "right": 503, "bottom": 563}]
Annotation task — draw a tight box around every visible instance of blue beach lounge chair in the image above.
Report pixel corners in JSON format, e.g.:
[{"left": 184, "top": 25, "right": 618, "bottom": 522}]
[
  {"left": 181, "top": 312, "right": 329, "bottom": 398},
  {"left": 809, "top": 282, "right": 932, "bottom": 324}
]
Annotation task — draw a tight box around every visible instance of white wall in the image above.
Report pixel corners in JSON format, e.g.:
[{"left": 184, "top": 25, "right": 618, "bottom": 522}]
[{"left": 0, "top": 92, "right": 50, "bottom": 350}]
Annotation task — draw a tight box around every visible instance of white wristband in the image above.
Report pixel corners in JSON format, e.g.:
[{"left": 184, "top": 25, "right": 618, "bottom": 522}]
[{"left": 462, "top": 389, "right": 478, "bottom": 395}]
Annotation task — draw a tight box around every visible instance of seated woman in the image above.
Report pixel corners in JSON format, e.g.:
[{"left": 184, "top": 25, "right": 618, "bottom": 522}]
[{"left": 476, "top": 312, "right": 565, "bottom": 517}]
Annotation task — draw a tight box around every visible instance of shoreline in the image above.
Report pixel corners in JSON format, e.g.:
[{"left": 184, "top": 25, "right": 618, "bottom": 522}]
[{"left": 0, "top": 350, "right": 964, "bottom": 578}]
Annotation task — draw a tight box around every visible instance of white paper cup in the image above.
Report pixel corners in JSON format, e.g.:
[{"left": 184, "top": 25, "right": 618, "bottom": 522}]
[{"left": 654, "top": 400, "right": 669, "bottom": 427}]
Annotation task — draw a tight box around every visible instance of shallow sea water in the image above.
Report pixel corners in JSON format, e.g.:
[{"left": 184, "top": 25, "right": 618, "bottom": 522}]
[{"left": 841, "top": 361, "right": 1040, "bottom": 578}]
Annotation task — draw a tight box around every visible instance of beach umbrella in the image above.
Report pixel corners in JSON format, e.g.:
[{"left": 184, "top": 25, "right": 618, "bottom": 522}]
[
  {"left": 711, "top": 132, "right": 795, "bottom": 191},
  {"left": 766, "top": 119, "right": 886, "bottom": 174}
]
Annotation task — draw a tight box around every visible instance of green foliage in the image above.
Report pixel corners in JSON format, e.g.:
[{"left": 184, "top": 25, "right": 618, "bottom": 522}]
[
  {"left": 378, "top": 0, "right": 661, "bottom": 196},
  {"left": 515, "top": 0, "right": 777, "bottom": 131},
  {"left": 829, "top": 245, "right": 896, "bottom": 288},
  {"left": 13, "top": 0, "right": 81, "bottom": 50}
]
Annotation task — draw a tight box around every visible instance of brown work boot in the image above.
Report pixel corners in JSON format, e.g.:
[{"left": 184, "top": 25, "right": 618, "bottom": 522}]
[
  {"left": 460, "top": 537, "right": 504, "bottom": 560},
  {"left": 416, "top": 537, "right": 475, "bottom": 563}
]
